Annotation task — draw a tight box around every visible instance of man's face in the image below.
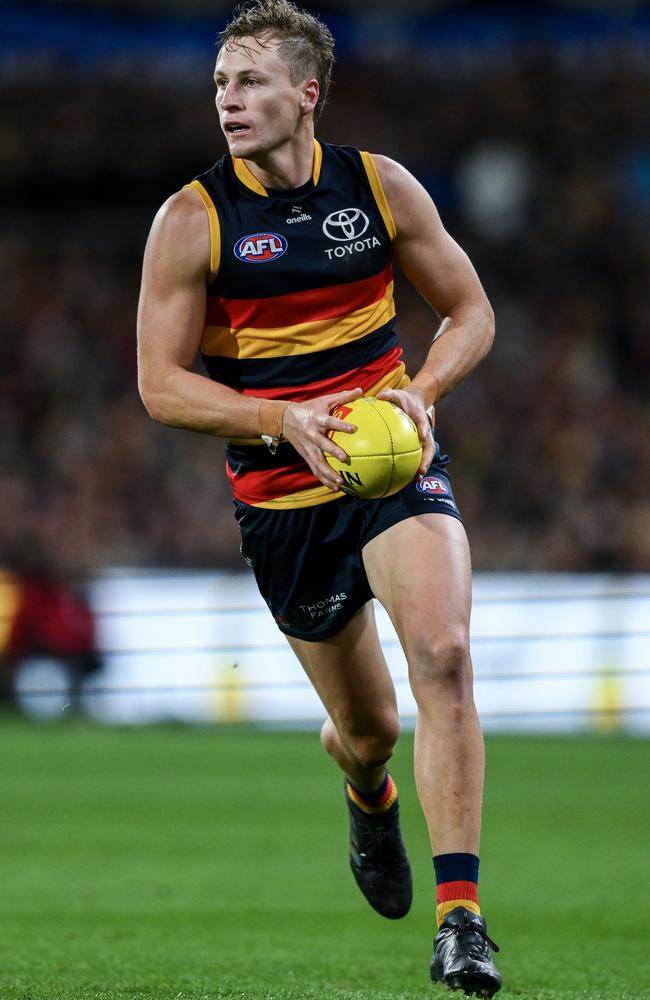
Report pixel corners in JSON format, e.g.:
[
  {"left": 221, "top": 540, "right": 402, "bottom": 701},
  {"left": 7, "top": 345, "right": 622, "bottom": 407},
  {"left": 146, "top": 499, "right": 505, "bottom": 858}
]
[{"left": 214, "top": 35, "right": 314, "bottom": 159}]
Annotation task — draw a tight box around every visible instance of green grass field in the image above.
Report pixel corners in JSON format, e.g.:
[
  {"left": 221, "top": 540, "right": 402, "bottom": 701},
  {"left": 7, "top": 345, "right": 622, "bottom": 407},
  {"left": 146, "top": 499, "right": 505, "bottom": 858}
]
[{"left": 0, "top": 719, "right": 649, "bottom": 1000}]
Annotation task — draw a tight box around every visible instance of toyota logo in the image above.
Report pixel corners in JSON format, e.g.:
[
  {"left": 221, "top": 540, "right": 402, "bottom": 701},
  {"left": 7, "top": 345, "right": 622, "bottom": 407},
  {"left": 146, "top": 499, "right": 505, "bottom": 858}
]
[{"left": 322, "top": 208, "right": 370, "bottom": 242}]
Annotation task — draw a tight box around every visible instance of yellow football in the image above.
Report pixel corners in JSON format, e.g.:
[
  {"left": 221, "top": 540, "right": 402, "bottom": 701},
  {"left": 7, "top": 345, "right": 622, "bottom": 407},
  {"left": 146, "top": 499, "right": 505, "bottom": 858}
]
[{"left": 325, "top": 396, "right": 423, "bottom": 499}]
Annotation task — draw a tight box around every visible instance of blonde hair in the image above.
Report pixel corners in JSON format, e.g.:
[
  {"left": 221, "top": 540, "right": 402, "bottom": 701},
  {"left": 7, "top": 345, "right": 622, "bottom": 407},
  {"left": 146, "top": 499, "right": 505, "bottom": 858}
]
[{"left": 219, "top": 0, "right": 335, "bottom": 120}]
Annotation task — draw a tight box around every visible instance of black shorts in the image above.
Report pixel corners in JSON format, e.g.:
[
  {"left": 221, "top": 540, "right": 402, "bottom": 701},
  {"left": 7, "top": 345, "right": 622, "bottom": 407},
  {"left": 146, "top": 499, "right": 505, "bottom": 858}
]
[{"left": 234, "top": 446, "right": 462, "bottom": 641}]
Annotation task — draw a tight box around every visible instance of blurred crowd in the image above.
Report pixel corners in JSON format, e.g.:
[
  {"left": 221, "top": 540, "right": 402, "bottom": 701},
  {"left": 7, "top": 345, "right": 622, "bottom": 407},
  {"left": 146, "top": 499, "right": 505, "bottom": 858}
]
[{"left": 1, "top": 18, "right": 649, "bottom": 574}]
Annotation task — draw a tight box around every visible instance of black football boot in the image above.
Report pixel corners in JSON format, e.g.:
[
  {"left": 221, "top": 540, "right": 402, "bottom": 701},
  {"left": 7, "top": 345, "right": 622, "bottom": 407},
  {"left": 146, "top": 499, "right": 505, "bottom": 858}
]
[
  {"left": 346, "top": 784, "right": 412, "bottom": 919},
  {"left": 430, "top": 905, "right": 501, "bottom": 997}
]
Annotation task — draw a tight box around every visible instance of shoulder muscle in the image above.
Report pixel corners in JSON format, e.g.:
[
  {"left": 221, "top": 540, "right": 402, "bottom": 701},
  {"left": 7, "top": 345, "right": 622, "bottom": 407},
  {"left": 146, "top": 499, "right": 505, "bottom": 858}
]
[
  {"left": 370, "top": 154, "right": 444, "bottom": 244},
  {"left": 138, "top": 188, "right": 212, "bottom": 376},
  {"left": 142, "top": 187, "right": 211, "bottom": 289},
  {"left": 367, "top": 154, "right": 489, "bottom": 317}
]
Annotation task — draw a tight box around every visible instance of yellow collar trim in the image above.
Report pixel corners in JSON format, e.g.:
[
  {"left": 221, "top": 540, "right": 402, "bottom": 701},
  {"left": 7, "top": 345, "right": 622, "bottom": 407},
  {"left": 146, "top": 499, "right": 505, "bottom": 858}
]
[
  {"left": 232, "top": 156, "right": 268, "bottom": 196},
  {"left": 232, "top": 140, "right": 322, "bottom": 196},
  {"left": 312, "top": 139, "right": 323, "bottom": 184}
]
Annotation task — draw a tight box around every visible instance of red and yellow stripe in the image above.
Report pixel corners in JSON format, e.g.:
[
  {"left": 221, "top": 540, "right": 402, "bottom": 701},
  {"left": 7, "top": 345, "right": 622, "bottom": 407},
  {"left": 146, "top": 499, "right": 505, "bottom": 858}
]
[
  {"left": 436, "top": 880, "right": 481, "bottom": 926},
  {"left": 202, "top": 263, "right": 394, "bottom": 361},
  {"left": 346, "top": 774, "right": 398, "bottom": 814}
]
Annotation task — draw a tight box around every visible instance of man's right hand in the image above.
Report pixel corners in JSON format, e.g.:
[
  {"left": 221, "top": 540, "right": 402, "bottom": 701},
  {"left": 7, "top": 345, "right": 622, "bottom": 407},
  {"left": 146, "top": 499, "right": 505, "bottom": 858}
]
[{"left": 282, "top": 387, "right": 363, "bottom": 491}]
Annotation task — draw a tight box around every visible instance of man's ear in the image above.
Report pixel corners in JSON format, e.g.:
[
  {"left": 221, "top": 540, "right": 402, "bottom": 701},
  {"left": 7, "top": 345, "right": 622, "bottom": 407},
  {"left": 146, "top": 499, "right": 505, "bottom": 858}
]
[{"left": 301, "top": 78, "right": 320, "bottom": 116}]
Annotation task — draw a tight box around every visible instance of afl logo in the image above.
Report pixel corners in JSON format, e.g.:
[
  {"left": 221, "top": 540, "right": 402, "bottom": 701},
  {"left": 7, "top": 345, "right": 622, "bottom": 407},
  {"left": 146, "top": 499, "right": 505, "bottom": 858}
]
[
  {"left": 416, "top": 477, "right": 449, "bottom": 496},
  {"left": 234, "top": 232, "right": 287, "bottom": 263},
  {"left": 323, "top": 208, "right": 370, "bottom": 242}
]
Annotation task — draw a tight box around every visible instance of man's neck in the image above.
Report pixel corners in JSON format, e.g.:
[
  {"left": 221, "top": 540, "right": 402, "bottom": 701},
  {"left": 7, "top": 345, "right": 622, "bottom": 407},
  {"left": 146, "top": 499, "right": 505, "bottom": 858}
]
[{"left": 243, "top": 131, "right": 316, "bottom": 190}]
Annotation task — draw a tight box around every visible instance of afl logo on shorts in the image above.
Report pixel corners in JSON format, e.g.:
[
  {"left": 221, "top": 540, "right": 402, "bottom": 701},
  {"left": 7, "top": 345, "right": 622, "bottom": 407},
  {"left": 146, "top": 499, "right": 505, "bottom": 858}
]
[
  {"left": 234, "top": 232, "right": 288, "bottom": 263},
  {"left": 416, "top": 476, "right": 449, "bottom": 496}
]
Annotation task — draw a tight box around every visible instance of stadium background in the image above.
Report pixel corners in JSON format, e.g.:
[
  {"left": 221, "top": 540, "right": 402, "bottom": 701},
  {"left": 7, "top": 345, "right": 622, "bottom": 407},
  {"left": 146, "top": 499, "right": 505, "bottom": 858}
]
[{"left": 1, "top": 2, "right": 649, "bottom": 998}]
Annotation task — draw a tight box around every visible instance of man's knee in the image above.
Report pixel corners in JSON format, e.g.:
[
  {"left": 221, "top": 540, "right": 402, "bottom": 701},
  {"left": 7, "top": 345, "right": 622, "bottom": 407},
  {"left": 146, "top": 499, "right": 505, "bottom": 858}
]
[
  {"left": 322, "top": 712, "right": 400, "bottom": 769},
  {"left": 349, "top": 724, "right": 399, "bottom": 769},
  {"left": 409, "top": 629, "right": 473, "bottom": 697}
]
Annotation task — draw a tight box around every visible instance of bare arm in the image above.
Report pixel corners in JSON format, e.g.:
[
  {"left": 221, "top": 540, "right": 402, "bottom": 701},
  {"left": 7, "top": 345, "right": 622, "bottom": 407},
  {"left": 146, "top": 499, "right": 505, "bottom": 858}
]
[
  {"left": 371, "top": 155, "right": 495, "bottom": 472},
  {"left": 137, "top": 188, "right": 358, "bottom": 490},
  {"left": 137, "top": 187, "right": 272, "bottom": 437}
]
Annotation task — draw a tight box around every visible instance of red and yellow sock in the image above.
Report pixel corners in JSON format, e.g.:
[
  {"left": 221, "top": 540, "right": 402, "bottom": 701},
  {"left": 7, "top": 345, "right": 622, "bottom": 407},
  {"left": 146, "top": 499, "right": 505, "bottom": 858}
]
[
  {"left": 434, "top": 852, "right": 480, "bottom": 927},
  {"left": 345, "top": 771, "right": 398, "bottom": 814}
]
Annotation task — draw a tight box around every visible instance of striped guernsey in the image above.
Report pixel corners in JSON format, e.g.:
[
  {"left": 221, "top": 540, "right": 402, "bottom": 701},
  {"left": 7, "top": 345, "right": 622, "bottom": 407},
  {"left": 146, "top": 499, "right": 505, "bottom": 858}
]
[{"left": 186, "top": 139, "right": 410, "bottom": 508}]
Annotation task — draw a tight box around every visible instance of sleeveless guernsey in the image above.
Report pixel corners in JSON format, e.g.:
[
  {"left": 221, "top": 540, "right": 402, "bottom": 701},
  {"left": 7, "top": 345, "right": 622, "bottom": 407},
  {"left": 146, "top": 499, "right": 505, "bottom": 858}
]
[{"left": 187, "top": 140, "right": 409, "bottom": 509}]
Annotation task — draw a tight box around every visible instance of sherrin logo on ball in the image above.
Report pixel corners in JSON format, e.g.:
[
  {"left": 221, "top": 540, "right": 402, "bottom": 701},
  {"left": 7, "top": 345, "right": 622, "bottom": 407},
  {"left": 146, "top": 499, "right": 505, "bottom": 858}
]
[
  {"left": 325, "top": 397, "right": 422, "bottom": 500},
  {"left": 234, "top": 232, "right": 287, "bottom": 263}
]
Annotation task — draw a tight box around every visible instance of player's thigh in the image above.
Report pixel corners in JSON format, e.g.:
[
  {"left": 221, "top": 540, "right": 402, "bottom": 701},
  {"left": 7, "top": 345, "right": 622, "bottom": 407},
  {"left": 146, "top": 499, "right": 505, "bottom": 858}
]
[
  {"left": 286, "top": 601, "right": 398, "bottom": 738},
  {"left": 362, "top": 512, "right": 472, "bottom": 670}
]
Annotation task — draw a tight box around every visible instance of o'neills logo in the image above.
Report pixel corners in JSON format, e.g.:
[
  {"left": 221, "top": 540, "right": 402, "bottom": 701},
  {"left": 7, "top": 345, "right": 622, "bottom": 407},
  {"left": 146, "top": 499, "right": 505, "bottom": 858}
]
[{"left": 234, "top": 232, "right": 287, "bottom": 263}]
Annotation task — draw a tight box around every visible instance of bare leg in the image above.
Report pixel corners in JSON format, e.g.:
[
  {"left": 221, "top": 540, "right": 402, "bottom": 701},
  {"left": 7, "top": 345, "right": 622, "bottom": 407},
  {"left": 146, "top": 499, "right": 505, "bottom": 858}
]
[
  {"left": 287, "top": 601, "right": 400, "bottom": 791},
  {"left": 288, "top": 601, "right": 413, "bottom": 920},
  {"left": 363, "top": 514, "right": 484, "bottom": 855},
  {"left": 319, "top": 717, "right": 384, "bottom": 791}
]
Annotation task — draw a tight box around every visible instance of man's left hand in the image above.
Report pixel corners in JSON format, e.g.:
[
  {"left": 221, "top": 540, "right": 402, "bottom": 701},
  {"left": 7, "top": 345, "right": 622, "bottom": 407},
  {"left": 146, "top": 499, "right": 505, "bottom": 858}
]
[{"left": 376, "top": 384, "right": 435, "bottom": 476}]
